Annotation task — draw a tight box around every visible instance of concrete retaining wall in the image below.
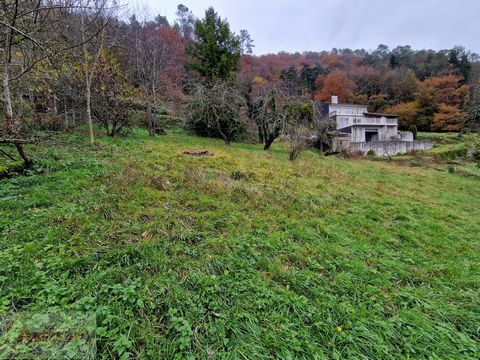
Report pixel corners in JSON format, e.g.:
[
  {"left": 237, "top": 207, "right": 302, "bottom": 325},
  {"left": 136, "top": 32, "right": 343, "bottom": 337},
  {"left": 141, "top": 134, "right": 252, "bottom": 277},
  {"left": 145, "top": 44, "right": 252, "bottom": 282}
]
[{"left": 337, "top": 140, "right": 433, "bottom": 156}]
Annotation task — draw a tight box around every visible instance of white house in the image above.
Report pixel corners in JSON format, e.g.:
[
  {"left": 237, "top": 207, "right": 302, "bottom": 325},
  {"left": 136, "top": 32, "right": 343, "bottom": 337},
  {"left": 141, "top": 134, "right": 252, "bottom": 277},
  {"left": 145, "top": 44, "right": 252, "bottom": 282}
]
[
  {"left": 317, "top": 96, "right": 432, "bottom": 155},
  {"left": 329, "top": 95, "right": 403, "bottom": 142}
]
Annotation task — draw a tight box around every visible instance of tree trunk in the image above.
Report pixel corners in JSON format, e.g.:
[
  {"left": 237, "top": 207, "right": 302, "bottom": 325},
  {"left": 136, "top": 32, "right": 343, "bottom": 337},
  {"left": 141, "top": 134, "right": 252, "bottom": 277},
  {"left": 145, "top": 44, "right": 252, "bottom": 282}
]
[
  {"left": 3, "top": 51, "right": 32, "bottom": 168},
  {"left": 28, "top": 91, "right": 34, "bottom": 106},
  {"left": 18, "top": 92, "right": 24, "bottom": 119},
  {"left": 81, "top": 12, "right": 105, "bottom": 145},
  {"left": 64, "top": 99, "right": 68, "bottom": 129},
  {"left": 14, "top": 143, "right": 33, "bottom": 168},
  {"left": 257, "top": 125, "right": 264, "bottom": 144},
  {"left": 3, "top": 63, "right": 14, "bottom": 132},
  {"left": 147, "top": 101, "right": 156, "bottom": 136},
  {"left": 53, "top": 94, "right": 58, "bottom": 114},
  {"left": 85, "top": 80, "right": 94, "bottom": 144},
  {"left": 263, "top": 137, "right": 274, "bottom": 150}
]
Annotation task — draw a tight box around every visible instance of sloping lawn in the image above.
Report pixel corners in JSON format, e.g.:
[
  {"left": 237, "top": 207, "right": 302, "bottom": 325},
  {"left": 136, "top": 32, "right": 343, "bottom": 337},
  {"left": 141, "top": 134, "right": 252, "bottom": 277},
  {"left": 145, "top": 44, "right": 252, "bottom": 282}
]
[{"left": 1, "top": 131, "right": 479, "bottom": 359}]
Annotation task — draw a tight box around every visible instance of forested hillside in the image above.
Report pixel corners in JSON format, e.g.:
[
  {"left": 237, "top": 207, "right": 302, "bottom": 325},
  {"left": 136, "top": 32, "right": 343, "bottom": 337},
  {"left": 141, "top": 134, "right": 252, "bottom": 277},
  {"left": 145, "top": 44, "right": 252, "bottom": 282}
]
[
  {"left": 1, "top": 1, "right": 480, "bottom": 168},
  {"left": 241, "top": 46, "right": 479, "bottom": 132}
]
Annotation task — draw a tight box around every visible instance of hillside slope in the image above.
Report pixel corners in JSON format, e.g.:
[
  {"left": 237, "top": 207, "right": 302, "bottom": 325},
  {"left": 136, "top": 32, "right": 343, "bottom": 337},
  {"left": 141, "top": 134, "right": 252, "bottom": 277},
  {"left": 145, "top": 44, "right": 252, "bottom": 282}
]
[{"left": 1, "top": 132, "right": 479, "bottom": 359}]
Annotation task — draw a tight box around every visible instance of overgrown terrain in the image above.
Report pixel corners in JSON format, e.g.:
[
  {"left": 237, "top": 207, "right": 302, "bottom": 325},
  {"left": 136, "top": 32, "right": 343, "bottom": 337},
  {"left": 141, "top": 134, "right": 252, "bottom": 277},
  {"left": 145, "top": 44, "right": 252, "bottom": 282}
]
[{"left": 1, "top": 131, "right": 479, "bottom": 359}]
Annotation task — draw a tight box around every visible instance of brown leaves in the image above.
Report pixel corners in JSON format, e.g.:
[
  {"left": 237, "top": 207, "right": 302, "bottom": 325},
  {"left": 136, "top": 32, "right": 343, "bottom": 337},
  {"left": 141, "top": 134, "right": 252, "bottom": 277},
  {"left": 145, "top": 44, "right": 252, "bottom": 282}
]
[{"left": 314, "top": 70, "right": 355, "bottom": 103}]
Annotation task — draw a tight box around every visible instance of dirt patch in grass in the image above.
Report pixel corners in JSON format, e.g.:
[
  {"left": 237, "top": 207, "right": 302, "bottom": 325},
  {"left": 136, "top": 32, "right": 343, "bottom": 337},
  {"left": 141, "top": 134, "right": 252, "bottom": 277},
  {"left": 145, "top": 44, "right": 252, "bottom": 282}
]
[{"left": 183, "top": 150, "right": 214, "bottom": 157}]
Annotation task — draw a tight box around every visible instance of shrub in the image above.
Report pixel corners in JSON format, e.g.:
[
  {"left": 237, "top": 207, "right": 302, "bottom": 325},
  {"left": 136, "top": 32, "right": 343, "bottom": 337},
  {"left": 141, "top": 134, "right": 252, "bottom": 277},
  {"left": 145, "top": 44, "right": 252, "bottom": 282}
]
[
  {"left": 408, "top": 124, "right": 418, "bottom": 139},
  {"left": 284, "top": 100, "right": 316, "bottom": 160},
  {"left": 366, "top": 149, "right": 376, "bottom": 157},
  {"left": 92, "top": 97, "right": 134, "bottom": 137},
  {"left": 287, "top": 125, "right": 312, "bottom": 161},
  {"left": 471, "top": 139, "right": 480, "bottom": 166},
  {"left": 91, "top": 52, "right": 137, "bottom": 136},
  {"left": 438, "top": 146, "right": 469, "bottom": 160}
]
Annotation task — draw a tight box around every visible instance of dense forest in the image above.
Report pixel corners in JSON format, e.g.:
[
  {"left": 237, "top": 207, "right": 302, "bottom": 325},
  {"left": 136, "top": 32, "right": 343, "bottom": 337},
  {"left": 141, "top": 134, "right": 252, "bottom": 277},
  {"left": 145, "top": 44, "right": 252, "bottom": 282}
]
[{"left": 2, "top": 1, "right": 480, "bottom": 168}]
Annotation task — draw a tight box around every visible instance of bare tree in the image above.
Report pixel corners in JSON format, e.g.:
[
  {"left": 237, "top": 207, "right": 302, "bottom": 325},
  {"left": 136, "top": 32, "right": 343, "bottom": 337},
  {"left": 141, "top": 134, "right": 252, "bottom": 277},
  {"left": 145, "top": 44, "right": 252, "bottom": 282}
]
[
  {"left": 248, "top": 85, "right": 316, "bottom": 153},
  {"left": 128, "top": 18, "right": 184, "bottom": 136},
  {"left": 254, "top": 86, "right": 289, "bottom": 150},
  {"left": 286, "top": 123, "right": 311, "bottom": 161},
  {"left": 76, "top": 0, "right": 117, "bottom": 144},
  {"left": 188, "top": 81, "right": 244, "bottom": 145}
]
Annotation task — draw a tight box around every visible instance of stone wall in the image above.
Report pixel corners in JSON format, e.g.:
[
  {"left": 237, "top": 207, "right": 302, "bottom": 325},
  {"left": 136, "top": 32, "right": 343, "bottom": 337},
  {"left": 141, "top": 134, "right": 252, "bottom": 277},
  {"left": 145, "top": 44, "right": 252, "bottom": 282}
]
[{"left": 336, "top": 140, "right": 433, "bottom": 156}]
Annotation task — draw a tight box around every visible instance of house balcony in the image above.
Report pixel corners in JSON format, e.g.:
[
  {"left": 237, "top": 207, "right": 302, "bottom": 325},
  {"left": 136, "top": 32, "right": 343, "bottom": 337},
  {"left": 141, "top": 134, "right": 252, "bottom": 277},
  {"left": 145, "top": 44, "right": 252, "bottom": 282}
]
[{"left": 336, "top": 115, "right": 397, "bottom": 129}]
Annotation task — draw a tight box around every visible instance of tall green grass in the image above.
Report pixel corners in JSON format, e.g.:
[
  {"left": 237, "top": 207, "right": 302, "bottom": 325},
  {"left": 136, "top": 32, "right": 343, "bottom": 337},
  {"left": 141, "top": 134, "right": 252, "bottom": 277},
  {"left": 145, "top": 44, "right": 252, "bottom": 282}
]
[{"left": 1, "top": 131, "right": 479, "bottom": 359}]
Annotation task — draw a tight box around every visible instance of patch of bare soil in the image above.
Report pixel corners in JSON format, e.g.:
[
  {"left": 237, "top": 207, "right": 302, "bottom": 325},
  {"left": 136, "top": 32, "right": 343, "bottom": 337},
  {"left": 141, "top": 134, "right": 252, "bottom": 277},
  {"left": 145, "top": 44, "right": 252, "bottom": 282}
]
[{"left": 183, "top": 150, "right": 214, "bottom": 157}]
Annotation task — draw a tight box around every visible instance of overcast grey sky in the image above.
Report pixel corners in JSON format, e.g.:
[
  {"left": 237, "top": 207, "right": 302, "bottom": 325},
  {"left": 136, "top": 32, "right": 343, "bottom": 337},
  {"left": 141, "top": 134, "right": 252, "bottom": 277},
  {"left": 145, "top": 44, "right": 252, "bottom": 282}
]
[{"left": 142, "top": 0, "right": 480, "bottom": 55}]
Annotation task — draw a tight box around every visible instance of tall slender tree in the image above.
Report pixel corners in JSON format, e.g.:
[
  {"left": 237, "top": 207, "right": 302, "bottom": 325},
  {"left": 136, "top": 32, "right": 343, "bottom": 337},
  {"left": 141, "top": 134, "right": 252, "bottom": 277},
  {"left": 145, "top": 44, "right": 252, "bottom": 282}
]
[
  {"left": 185, "top": 7, "right": 240, "bottom": 83},
  {"left": 238, "top": 29, "right": 254, "bottom": 55},
  {"left": 77, "top": 0, "right": 117, "bottom": 145},
  {"left": 175, "top": 4, "right": 194, "bottom": 39}
]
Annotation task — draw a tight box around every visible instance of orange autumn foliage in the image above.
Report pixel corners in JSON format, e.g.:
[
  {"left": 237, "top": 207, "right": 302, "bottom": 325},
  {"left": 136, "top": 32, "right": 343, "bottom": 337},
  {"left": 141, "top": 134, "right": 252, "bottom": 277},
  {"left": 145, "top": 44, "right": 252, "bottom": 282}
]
[
  {"left": 421, "top": 75, "right": 469, "bottom": 106},
  {"left": 319, "top": 52, "right": 345, "bottom": 71},
  {"left": 432, "top": 104, "right": 466, "bottom": 132},
  {"left": 314, "top": 71, "right": 355, "bottom": 103},
  {"left": 385, "top": 101, "right": 419, "bottom": 127}
]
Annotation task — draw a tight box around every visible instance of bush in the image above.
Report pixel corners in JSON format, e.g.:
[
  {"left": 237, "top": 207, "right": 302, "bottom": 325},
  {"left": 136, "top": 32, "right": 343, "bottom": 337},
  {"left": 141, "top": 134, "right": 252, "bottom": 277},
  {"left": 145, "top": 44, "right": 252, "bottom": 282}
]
[
  {"left": 438, "top": 146, "right": 469, "bottom": 160},
  {"left": 408, "top": 124, "right": 418, "bottom": 139},
  {"left": 366, "top": 149, "right": 376, "bottom": 157},
  {"left": 92, "top": 96, "right": 134, "bottom": 136},
  {"left": 287, "top": 125, "right": 311, "bottom": 161},
  {"left": 91, "top": 51, "right": 137, "bottom": 136},
  {"left": 471, "top": 139, "right": 480, "bottom": 166}
]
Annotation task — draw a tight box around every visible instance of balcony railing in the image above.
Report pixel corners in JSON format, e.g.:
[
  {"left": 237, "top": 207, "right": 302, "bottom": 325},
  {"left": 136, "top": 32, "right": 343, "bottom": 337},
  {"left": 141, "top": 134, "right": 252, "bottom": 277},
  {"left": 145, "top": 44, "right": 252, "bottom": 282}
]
[{"left": 336, "top": 115, "right": 397, "bottom": 128}]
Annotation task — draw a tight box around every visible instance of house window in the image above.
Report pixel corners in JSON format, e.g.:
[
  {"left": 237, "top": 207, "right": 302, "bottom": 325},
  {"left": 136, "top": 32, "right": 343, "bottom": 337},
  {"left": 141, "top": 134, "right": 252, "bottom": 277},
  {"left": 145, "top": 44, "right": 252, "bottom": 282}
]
[{"left": 338, "top": 117, "right": 349, "bottom": 127}]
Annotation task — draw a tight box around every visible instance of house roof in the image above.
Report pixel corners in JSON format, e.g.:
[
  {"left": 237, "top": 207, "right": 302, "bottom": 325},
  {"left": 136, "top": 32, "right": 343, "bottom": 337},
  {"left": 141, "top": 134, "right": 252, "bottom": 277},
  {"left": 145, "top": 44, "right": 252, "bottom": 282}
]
[{"left": 363, "top": 112, "right": 399, "bottom": 118}]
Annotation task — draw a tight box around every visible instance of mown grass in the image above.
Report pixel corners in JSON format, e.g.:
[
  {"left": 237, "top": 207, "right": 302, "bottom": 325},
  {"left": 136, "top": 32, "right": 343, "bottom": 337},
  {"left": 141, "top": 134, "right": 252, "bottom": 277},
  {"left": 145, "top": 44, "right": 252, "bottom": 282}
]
[{"left": 1, "top": 130, "right": 479, "bottom": 359}]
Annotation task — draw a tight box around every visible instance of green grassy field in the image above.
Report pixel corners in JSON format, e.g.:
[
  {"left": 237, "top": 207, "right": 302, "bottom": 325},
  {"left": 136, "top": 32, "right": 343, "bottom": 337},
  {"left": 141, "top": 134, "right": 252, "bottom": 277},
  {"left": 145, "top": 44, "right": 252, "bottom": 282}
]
[{"left": 1, "top": 131, "right": 479, "bottom": 359}]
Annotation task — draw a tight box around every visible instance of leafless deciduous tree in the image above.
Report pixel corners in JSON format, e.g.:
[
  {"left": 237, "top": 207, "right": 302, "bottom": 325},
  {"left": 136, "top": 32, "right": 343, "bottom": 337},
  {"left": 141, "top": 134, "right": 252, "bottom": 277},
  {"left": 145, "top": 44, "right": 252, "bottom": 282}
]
[
  {"left": 188, "top": 81, "right": 245, "bottom": 145},
  {"left": 253, "top": 86, "right": 290, "bottom": 150},
  {"left": 75, "top": 0, "right": 118, "bottom": 144},
  {"left": 128, "top": 17, "right": 184, "bottom": 136}
]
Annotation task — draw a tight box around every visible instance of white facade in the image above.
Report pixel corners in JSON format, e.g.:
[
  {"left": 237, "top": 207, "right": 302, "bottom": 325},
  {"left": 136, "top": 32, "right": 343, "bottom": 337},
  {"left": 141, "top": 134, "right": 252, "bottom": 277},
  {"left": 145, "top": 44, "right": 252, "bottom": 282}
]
[
  {"left": 329, "top": 103, "right": 399, "bottom": 143},
  {"left": 323, "top": 96, "right": 433, "bottom": 155}
]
